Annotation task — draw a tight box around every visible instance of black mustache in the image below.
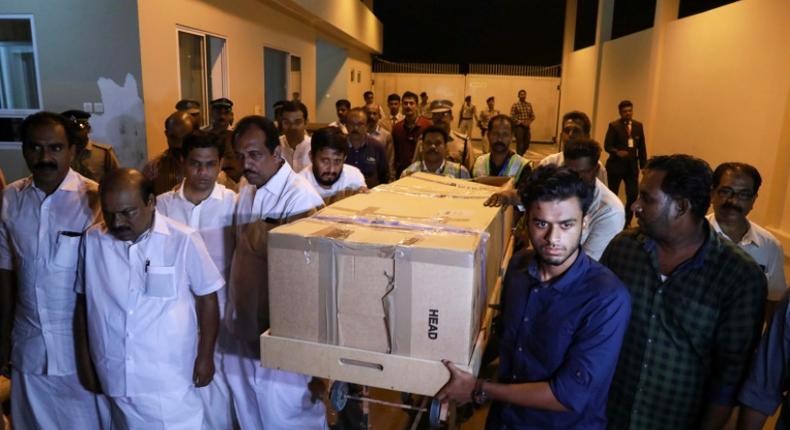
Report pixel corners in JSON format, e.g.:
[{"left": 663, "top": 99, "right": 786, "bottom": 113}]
[
  {"left": 110, "top": 227, "right": 131, "bottom": 234},
  {"left": 34, "top": 162, "right": 57, "bottom": 171},
  {"left": 244, "top": 169, "right": 257, "bottom": 176},
  {"left": 721, "top": 203, "right": 743, "bottom": 213}
]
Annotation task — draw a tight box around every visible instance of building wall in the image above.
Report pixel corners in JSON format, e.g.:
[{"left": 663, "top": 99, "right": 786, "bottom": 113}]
[
  {"left": 560, "top": 0, "right": 790, "bottom": 261},
  {"left": 0, "top": 0, "right": 145, "bottom": 180},
  {"left": 137, "top": 0, "right": 380, "bottom": 158}
]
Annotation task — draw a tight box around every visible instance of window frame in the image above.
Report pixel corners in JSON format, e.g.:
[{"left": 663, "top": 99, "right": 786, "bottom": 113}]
[
  {"left": 0, "top": 14, "right": 44, "bottom": 119},
  {"left": 174, "top": 25, "right": 229, "bottom": 125}
]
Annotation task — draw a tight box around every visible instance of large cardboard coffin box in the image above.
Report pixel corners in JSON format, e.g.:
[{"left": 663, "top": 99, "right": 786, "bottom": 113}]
[{"left": 268, "top": 173, "right": 512, "bottom": 364}]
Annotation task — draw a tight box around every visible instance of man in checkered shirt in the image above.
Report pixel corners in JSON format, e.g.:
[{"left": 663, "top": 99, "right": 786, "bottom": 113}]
[
  {"left": 600, "top": 154, "right": 766, "bottom": 429},
  {"left": 509, "top": 89, "right": 535, "bottom": 155}
]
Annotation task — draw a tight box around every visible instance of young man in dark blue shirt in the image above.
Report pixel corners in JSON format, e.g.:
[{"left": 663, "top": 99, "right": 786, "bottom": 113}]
[{"left": 437, "top": 165, "right": 631, "bottom": 429}]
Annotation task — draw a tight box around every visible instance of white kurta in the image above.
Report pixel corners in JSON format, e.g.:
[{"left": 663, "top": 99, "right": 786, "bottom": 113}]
[
  {"left": 78, "top": 212, "right": 223, "bottom": 428},
  {"left": 298, "top": 164, "right": 366, "bottom": 200},
  {"left": 0, "top": 169, "right": 108, "bottom": 429},
  {"left": 225, "top": 163, "right": 327, "bottom": 429},
  {"left": 156, "top": 182, "right": 237, "bottom": 430}
]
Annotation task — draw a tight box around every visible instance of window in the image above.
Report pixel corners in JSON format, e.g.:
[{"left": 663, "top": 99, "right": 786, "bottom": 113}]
[
  {"left": 0, "top": 16, "right": 42, "bottom": 114},
  {"left": 177, "top": 28, "right": 228, "bottom": 124},
  {"left": 678, "top": 0, "right": 739, "bottom": 19}
]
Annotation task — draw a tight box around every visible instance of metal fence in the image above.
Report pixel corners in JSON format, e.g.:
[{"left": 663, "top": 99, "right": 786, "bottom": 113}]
[
  {"left": 469, "top": 63, "right": 561, "bottom": 77},
  {"left": 372, "top": 62, "right": 460, "bottom": 74},
  {"left": 372, "top": 60, "right": 561, "bottom": 77}
]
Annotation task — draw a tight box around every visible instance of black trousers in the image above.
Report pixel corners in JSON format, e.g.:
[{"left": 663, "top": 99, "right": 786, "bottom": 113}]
[
  {"left": 514, "top": 125, "right": 531, "bottom": 155},
  {"left": 607, "top": 167, "right": 638, "bottom": 227}
]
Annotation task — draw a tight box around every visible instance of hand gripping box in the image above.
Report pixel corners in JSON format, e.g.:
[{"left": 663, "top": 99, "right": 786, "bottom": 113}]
[{"left": 267, "top": 173, "right": 512, "bottom": 365}]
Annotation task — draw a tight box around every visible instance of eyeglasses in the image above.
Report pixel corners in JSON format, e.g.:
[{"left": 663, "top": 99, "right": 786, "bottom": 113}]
[{"left": 716, "top": 187, "right": 754, "bottom": 201}]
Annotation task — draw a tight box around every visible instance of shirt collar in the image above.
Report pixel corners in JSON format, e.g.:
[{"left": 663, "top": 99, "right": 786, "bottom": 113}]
[
  {"left": 707, "top": 213, "right": 760, "bottom": 247},
  {"left": 260, "top": 161, "right": 292, "bottom": 197},
  {"left": 641, "top": 220, "right": 714, "bottom": 271},
  {"left": 526, "top": 249, "right": 590, "bottom": 294},
  {"left": 24, "top": 168, "right": 81, "bottom": 194},
  {"left": 176, "top": 180, "right": 225, "bottom": 203},
  {"left": 421, "top": 160, "right": 446, "bottom": 174}
]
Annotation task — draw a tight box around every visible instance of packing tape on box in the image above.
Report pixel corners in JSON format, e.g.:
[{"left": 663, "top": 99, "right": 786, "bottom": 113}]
[{"left": 301, "top": 218, "right": 490, "bottom": 355}]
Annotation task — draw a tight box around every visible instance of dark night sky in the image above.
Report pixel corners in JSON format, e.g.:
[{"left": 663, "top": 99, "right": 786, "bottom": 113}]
[{"left": 372, "top": 1, "right": 567, "bottom": 66}]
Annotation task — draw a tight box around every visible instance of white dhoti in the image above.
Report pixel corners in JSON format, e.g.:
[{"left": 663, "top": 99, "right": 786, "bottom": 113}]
[
  {"left": 11, "top": 369, "right": 110, "bottom": 430},
  {"left": 198, "top": 328, "right": 236, "bottom": 430},
  {"left": 223, "top": 336, "right": 327, "bottom": 430},
  {"left": 108, "top": 385, "right": 203, "bottom": 430}
]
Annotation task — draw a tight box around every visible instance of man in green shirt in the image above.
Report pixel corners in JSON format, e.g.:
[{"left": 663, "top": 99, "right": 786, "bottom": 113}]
[{"left": 600, "top": 154, "right": 766, "bottom": 429}]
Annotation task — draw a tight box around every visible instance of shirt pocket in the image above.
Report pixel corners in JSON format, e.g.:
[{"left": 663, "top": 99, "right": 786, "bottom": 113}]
[
  {"left": 51, "top": 231, "right": 82, "bottom": 270},
  {"left": 145, "top": 265, "right": 177, "bottom": 299}
]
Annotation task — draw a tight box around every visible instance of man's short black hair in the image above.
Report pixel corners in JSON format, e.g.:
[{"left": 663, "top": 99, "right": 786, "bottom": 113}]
[
  {"left": 335, "top": 99, "right": 351, "bottom": 109},
  {"left": 464, "top": 95, "right": 471, "bottom": 102},
  {"left": 387, "top": 93, "right": 401, "bottom": 103},
  {"left": 175, "top": 99, "right": 200, "bottom": 110},
  {"left": 281, "top": 100, "right": 309, "bottom": 121},
  {"left": 232, "top": 115, "right": 281, "bottom": 154},
  {"left": 363, "top": 91, "right": 374, "bottom": 99},
  {"left": 563, "top": 138, "right": 602, "bottom": 165},
  {"left": 311, "top": 127, "right": 348, "bottom": 158},
  {"left": 712, "top": 162, "right": 762, "bottom": 194},
  {"left": 402, "top": 91, "right": 419, "bottom": 103},
  {"left": 20, "top": 111, "right": 80, "bottom": 148},
  {"left": 618, "top": 100, "right": 633, "bottom": 111},
  {"left": 521, "top": 165, "right": 594, "bottom": 216},
  {"left": 562, "top": 111, "right": 591, "bottom": 136},
  {"left": 645, "top": 154, "right": 713, "bottom": 221},
  {"left": 486, "top": 96, "right": 494, "bottom": 103},
  {"left": 419, "top": 92, "right": 427, "bottom": 98},
  {"left": 421, "top": 125, "right": 448, "bottom": 143},
  {"left": 182, "top": 130, "right": 224, "bottom": 160},
  {"left": 487, "top": 114, "right": 514, "bottom": 132}
]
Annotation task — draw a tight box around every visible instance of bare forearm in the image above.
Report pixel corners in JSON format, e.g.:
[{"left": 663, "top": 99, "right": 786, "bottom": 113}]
[
  {"left": 698, "top": 402, "right": 733, "bottom": 430},
  {"left": 484, "top": 381, "right": 567, "bottom": 412},
  {"left": 196, "top": 292, "right": 219, "bottom": 358},
  {"left": 736, "top": 407, "right": 768, "bottom": 430}
]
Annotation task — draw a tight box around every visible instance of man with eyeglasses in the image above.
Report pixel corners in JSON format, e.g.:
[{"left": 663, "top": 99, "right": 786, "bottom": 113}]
[
  {"left": 61, "top": 110, "right": 121, "bottom": 183},
  {"left": 707, "top": 162, "right": 786, "bottom": 320}
]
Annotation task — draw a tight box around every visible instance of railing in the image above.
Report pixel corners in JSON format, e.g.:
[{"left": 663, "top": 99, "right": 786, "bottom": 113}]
[
  {"left": 372, "top": 59, "right": 561, "bottom": 77},
  {"left": 469, "top": 63, "right": 561, "bottom": 77},
  {"left": 372, "top": 61, "right": 460, "bottom": 74}
]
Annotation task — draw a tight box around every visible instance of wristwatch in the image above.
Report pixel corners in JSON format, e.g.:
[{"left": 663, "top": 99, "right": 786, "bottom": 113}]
[{"left": 472, "top": 378, "right": 489, "bottom": 406}]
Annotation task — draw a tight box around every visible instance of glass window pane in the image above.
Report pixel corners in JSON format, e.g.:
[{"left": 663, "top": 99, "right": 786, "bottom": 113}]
[
  {"left": 0, "top": 18, "right": 40, "bottom": 110},
  {"left": 178, "top": 31, "right": 205, "bottom": 117},
  {"left": 206, "top": 35, "right": 227, "bottom": 102},
  {"left": 290, "top": 56, "right": 301, "bottom": 100}
]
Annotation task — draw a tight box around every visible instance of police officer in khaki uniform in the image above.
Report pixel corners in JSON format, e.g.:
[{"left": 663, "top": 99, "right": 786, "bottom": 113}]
[{"left": 61, "top": 110, "right": 120, "bottom": 183}]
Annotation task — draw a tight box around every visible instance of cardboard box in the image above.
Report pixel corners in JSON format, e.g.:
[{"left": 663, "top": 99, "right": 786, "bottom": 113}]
[{"left": 268, "top": 174, "right": 511, "bottom": 364}]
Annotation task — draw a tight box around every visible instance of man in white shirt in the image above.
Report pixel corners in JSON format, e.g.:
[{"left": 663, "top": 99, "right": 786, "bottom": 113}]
[
  {"left": 75, "top": 168, "right": 222, "bottom": 429},
  {"left": 328, "top": 99, "right": 350, "bottom": 134},
  {"left": 299, "top": 127, "right": 367, "bottom": 204},
  {"left": 366, "top": 103, "right": 396, "bottom": 180},
  {"left": 0, "top": 112, "right": 107, "bottom": 429},
  {"left": 225, "top": 115, "right": 327, "bottom": 429},
  {"left": 539, "top": 110, "right": 607, "bottom": 185},
  {"left": 708, "top": 162, "right": 787, "bottom": 319},
  {"left": 155, "top": 131, "right": 236, "bottom": 430},
  {"left": 276, "top": 101, "right": 312, "bottom": 172}
]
